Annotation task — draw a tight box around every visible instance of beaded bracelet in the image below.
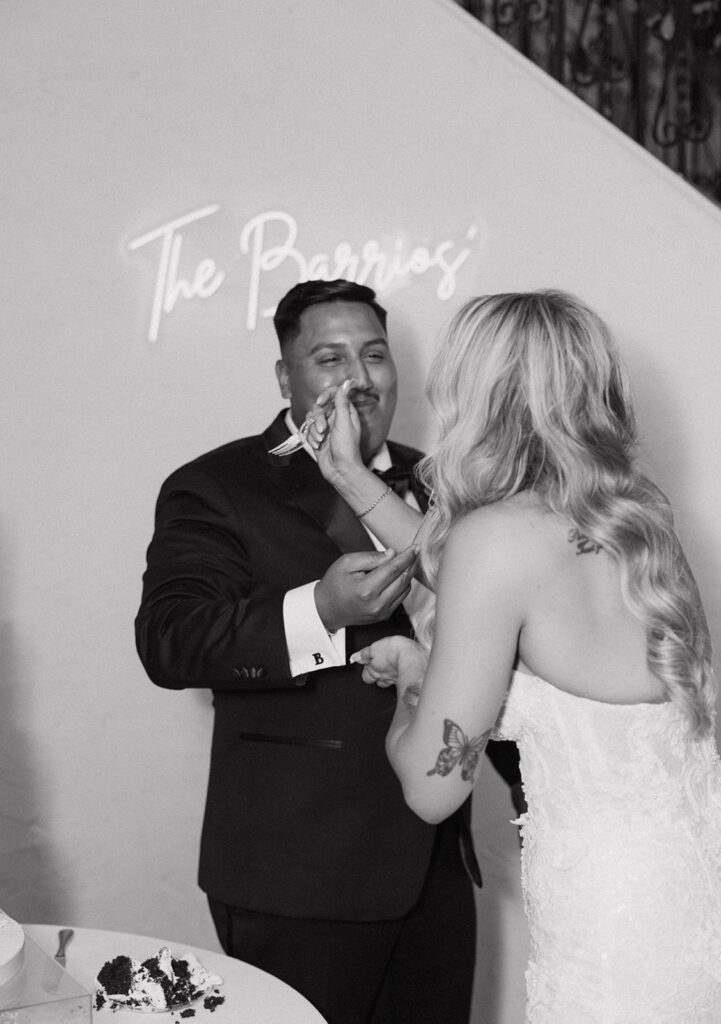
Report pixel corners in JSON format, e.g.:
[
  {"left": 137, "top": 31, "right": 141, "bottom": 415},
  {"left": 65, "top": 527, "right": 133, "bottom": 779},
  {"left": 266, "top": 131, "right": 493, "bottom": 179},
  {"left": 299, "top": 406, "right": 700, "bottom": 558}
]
[{"left": 357, "top": 486, "right": 393, "bottom": 518}]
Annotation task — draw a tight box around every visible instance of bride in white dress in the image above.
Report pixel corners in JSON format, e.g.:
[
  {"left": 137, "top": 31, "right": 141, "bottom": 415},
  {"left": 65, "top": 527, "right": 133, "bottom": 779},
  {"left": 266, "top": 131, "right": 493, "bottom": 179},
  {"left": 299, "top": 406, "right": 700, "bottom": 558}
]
[{"left": 309, "top": 289, "right": 721, "bottom": 1023}]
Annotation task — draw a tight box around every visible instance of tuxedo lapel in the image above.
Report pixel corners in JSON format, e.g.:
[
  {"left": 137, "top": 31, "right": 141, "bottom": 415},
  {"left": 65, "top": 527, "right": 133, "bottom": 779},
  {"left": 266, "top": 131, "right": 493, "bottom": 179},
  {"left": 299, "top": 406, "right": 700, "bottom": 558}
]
[{"left": 260, "top": 412, "right": 375, "bottom": 555}]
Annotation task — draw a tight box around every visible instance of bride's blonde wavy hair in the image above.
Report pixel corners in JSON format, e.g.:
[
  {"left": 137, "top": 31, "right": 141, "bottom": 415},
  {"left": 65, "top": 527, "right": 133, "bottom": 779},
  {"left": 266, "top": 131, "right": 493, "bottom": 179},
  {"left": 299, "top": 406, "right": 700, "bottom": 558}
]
[{"left": 415, "top": 290, "right": 714, "bottom": 736}]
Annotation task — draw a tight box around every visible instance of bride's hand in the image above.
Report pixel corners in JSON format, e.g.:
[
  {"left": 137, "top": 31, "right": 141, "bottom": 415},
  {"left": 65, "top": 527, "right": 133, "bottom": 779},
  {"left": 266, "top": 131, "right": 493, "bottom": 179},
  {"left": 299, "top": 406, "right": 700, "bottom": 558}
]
[
  {"left": 308, "top": 379, "right": 364, "bottom": 484},
  {"left": 350, "top": 635, "right": 427, "bottom": 706}
]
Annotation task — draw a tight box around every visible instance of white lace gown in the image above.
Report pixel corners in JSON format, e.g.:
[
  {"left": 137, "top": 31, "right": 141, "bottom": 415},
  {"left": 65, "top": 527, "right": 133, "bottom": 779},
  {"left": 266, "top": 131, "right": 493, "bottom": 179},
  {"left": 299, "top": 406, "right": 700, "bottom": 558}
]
[{"left": 493, "top": 671, "right": 721, "bottom": 1024}]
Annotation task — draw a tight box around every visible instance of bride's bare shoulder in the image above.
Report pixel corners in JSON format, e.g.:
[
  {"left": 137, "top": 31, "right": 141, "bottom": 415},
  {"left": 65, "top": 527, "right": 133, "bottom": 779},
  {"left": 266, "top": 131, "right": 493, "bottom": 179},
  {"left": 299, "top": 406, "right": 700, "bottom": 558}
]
[
  {"left": 445, "top": 493, "right": 553, "bottom": 568},
  {"left": 452, "top": 492, "right": 549, "bottom": 535}
]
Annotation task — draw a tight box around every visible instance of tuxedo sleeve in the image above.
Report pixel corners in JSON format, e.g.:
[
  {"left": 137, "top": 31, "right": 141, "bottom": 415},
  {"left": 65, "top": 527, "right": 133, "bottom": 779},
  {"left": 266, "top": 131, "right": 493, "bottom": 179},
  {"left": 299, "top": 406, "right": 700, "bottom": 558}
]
[{"left": 135, "top": 462, "right": 306, "bottom": 691}]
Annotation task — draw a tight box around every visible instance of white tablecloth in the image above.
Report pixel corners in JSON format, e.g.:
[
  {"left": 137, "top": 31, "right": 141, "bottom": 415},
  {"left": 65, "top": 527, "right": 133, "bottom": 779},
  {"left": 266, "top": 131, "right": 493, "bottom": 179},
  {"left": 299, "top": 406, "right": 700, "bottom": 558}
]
[{"left": 24, "top": 924, "right": 328, "bottom": 1023}]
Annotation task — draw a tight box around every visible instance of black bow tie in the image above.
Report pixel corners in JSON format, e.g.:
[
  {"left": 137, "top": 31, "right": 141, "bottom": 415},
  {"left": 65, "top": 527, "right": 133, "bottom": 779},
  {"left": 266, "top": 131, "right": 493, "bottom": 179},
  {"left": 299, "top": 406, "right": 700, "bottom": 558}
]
[{"left": 374, "top": 465, "right": 412, "bottom": 500}]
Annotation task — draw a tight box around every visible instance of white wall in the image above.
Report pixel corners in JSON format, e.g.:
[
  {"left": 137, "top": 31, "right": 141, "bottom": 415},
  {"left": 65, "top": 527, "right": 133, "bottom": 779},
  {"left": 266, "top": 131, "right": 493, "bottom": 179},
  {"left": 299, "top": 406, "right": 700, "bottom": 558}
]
[{"left": 1, "top": 2, "right": 720, "bottom": 1022}]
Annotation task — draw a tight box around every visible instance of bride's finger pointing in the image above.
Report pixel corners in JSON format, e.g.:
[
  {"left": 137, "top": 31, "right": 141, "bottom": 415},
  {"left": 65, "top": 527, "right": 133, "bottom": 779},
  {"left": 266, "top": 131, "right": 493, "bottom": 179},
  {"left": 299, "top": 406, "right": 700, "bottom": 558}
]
[{"left": 350, "top": 646, "right": 371, "bottom": 665}]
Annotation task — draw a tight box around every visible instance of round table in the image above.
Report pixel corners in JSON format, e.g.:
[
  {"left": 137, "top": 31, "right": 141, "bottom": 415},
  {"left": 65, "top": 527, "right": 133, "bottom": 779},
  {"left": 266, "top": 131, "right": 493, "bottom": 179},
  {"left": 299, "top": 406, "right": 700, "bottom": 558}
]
[{"left": 24, "top": 925, "right": 328, "bottom": 1023}]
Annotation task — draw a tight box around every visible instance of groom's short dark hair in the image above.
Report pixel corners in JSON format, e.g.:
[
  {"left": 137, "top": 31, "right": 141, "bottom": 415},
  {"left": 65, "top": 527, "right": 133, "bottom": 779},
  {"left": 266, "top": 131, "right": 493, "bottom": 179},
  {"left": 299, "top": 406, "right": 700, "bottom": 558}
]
[{"left": 273, "top": 279, "right": 388, "bottom": 352}]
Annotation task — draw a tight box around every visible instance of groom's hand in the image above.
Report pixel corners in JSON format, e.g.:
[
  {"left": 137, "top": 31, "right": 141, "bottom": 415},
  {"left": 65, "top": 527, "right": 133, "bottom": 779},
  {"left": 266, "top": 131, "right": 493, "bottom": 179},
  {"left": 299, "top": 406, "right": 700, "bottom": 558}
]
[{"left": 315, "top": 547, "right": 418, "bottom": 633}]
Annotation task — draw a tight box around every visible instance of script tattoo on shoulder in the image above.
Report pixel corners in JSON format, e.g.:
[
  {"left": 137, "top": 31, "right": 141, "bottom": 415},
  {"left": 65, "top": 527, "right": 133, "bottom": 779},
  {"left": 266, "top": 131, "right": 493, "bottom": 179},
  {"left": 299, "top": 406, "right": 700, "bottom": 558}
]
[
  {"left": 426, "top": 719, "right": 490, "bottom": 783},
  {"left": 568, "top": 528, "right": 602, "bottom": 555}
]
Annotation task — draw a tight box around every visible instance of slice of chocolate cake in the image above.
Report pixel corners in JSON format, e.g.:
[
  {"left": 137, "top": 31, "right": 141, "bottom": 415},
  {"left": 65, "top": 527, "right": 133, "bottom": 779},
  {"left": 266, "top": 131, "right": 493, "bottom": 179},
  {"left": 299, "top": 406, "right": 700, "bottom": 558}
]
[{"left": 95, "top": 946, "right": 222, "bottom": 1012}]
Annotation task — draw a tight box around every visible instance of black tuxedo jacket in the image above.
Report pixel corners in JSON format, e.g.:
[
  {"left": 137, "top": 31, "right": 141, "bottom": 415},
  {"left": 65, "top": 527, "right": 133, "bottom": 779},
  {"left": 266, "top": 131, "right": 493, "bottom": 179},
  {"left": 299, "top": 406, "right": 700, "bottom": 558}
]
[{"left": 135, "top": 411, "right": 521, "bottom": 920}]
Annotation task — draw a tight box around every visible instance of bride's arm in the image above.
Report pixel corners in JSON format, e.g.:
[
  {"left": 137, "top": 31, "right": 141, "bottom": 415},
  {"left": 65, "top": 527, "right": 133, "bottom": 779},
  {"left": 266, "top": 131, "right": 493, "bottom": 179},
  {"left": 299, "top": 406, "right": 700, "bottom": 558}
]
[
  {"left": 354, "top": 506, "right": 524, "bottom": 824},
  {"left": 312, "top": 381, "right": 424, "bottom": 556}
]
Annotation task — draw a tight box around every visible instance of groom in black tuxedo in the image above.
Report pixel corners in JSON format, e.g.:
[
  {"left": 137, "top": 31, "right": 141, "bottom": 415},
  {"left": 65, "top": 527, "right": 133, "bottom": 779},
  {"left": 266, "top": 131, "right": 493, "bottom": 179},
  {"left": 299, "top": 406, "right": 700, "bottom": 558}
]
[{"left": 135, "top": 278, "right": 523, "bottom": 1024}]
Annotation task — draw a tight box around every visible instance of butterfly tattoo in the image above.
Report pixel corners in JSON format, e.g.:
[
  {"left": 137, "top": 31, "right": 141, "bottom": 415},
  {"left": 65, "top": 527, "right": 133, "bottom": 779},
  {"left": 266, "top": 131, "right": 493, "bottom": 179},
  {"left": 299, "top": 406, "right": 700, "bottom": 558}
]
[{"left": 426, "top": 719, "right": 491, "bottom": 783}]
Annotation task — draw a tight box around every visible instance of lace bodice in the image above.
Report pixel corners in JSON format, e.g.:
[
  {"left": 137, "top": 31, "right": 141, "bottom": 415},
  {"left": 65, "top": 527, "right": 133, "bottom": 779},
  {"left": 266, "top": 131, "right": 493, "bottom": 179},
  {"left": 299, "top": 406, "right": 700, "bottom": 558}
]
[{"left": 493, "top": 672, "right": 721, "bottom": 1024}]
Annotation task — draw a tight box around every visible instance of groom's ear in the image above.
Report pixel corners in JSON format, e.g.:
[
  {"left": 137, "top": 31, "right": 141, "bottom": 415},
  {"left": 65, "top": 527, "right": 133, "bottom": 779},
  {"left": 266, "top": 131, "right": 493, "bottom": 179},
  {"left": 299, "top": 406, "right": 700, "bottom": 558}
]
[{"left": 275, "top": 359, "right": 291, "bottom": 400}]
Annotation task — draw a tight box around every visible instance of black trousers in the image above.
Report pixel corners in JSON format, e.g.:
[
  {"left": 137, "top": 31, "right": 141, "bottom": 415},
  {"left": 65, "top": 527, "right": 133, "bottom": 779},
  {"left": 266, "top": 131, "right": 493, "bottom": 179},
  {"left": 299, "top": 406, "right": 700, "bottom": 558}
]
[{"left": 208, "top": 819, "right": 476, "bottom": 1024}]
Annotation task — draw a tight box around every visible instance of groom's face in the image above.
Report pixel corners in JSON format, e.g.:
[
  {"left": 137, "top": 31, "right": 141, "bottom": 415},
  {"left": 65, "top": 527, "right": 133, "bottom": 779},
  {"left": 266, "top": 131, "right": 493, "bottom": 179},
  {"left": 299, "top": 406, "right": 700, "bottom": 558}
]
[{"left": 275, "top": 300, "right": 398, "bottom": 464}]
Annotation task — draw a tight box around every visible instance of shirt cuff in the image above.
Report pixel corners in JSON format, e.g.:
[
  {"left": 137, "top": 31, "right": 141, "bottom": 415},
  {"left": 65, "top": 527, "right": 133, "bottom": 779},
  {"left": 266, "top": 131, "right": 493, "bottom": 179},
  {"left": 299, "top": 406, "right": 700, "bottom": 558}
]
[{"left": 283, "top": 581, "right": 347, "bottom": 676}]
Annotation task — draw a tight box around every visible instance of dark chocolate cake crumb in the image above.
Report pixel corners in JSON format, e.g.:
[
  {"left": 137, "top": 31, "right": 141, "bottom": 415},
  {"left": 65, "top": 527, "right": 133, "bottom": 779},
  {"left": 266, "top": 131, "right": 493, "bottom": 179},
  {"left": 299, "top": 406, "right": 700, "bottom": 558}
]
[
  {"left": 97, "top": 954, "right": 134, "bottom": 995},
  {"left": 179, "top": 1009, "right": 196, "bottom": 1018},
  {"left": 173, "top": 957, "right": 192, "bottom": 980},
  {"left": 203, "top": 992, "right": 225, "bottom": 1012}
]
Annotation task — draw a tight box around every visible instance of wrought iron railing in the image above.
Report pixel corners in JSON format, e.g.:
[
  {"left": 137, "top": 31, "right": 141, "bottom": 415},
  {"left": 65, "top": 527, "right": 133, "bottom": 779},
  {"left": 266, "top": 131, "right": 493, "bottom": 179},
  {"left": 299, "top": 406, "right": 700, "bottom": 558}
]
[{"left": 456, "top": 1, "right": 721, "bottom": 205}]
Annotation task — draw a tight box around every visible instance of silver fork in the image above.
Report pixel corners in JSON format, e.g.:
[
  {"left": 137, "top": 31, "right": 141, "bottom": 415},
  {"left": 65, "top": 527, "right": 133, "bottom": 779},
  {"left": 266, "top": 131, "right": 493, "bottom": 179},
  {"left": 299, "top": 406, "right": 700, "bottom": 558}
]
[
  {"left": 267, "top": 379, "right": 356, "bottom": 457},
  {"left": 267, "top": 413, "right": 314, "bottom": 456},
  {"left": 54, "top": 928, "right": 73, "bottom": 966}
]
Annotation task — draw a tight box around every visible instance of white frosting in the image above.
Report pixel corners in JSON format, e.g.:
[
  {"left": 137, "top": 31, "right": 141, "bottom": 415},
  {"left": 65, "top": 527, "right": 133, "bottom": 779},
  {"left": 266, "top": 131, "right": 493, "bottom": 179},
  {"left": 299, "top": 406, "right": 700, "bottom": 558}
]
[
  {"left": 183, "top": 951, "right": 222, "bottom": 990},
  {"left": 0, "top": 910, "right": 25, "bottom": 987}
]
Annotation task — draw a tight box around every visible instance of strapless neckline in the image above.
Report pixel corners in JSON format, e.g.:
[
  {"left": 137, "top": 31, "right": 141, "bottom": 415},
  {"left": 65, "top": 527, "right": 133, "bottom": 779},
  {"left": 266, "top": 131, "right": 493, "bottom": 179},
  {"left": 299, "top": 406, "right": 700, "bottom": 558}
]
[{"left": 510, "top": 668, "right": 672, "bottom": 712}]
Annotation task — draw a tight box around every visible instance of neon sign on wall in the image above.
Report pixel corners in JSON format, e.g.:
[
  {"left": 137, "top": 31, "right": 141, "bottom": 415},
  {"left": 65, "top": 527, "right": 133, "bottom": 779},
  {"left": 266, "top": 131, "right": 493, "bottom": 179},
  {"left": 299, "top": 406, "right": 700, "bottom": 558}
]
[{"left": 128, "top": 205, "right": 481, "bottom": 343}]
